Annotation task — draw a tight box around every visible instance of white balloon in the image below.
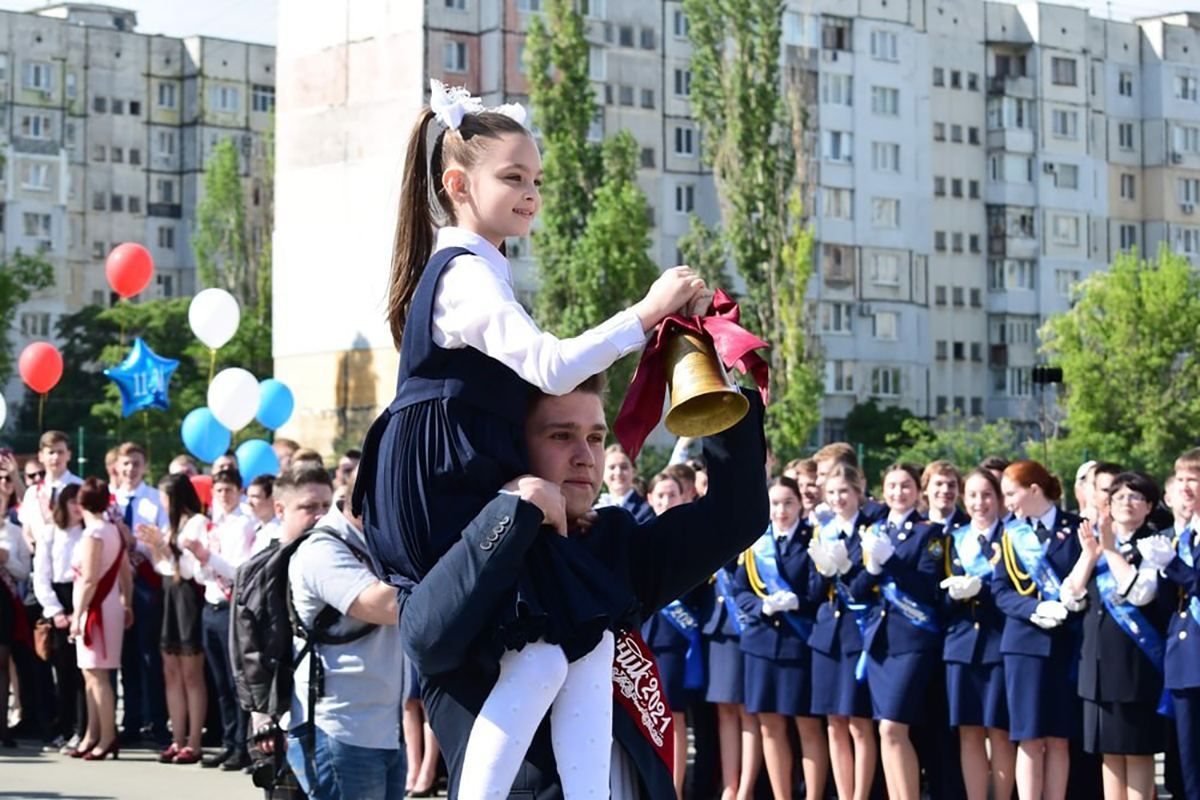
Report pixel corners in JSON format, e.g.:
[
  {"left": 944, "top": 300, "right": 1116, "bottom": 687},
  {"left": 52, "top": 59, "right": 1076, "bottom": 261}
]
[
  {"left": 207, "top": 368, "right": 261, "bottom": 431},
  {"left": 0, "top": 394, "right": 6, "bottom": 430},
  {"left": 188, "top": 288, "right": 241, "bottom": 349}
]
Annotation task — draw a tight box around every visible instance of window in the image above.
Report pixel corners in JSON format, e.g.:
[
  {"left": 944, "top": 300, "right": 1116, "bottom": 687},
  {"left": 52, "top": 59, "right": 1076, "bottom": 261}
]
[
  {"left": 1117, "top": 122, "right": 1134, "bottom": 150},
  {"left": 19, "top": 114, "right": 52, "bottom": 139},
  {"left": 672, "top": 9, "right": 688, "bottom": 38},
  {"left": 92, "top": 191, "right": 107, "bottom": 211},
  {"left": 673, "top": 68, "right": 691, "bottom": 97},
  {"left": 157, "top": 82, "right": 177, "bottom": 108},
  {"left": 822, "top": 19, "right": 851, "bottom": 51},
  {"left": 517, "top": 0, "right": 542, "bottom": 10},
  {"left": 870, "top": 86, "right": 899, "bottom": 115},
  {"left": 158, "top": 226, "right": 176, "bottom": 250},
  {"left": 92, "top": 241, "right": 106, "bottom": 258},
  {"left": 933, "top": 122, "right": 945, "bottom": 141},
  {"left": 23, "top": 61, "right": 53, "bottom": 91},
  {"left": 639, "top": 27, "right": 655, "bottom": 50},
  {"left": 1120, "top": 173, "right": 1135, "bottom": 200},
  {"left": 639, "top": 147, "right": 655, "bottom": 168},
  {"left": 988, "top": 259, "right": 1036, "bottom": 290},
  {"left": 951, "top": 124, "right": 963, "bottom": 143},
  {"left": 820, "top": 303, "right": 853, "bottom": 334},
  {"left": 111, "top": 99, "right": 125, "bottom": 114},
  {"left": 935, "top": 286, "right": 947, "bottom": 305},
  {"left": 0, "top": 54, "right": 7, "bottom": 82},
  {"left": 951, "top": 178, "right": 963, "bottom": 198},
  {"left": 674, "top": 183, "right": 695, "bottom": 213},
  {"left": 987, "top": 96, "right": 1032, "bottom": 130},
  {"left": 823, "top": 130, "right": 853, "bottom": 162},
  {"left": 936, "top": 341, "right": 948, "bottom": 360},
  {"left": 971, "top": 397, "right": 984, "bottom": 416},
  {"left": 1052, "top": 109, "right": 1078, "bottom": 139},
  {"left": 157, "top": 130, "right": 176, "bottom": 156},
  {"left": 65, "top": 71, "right": 76, "bottom": 99},
  {"left": 953, "top": 341, "right": 965, "bottom": 360},
  {"left": 933, "top": 67, "right": 944, "bottom": 86},
  {"left": 443, "top": 41, "right": 467, "bottom": 73},
  {"left": 252, "top": 84, "right": 275, "bottom": 112},
  {"left": 970, "top": 288, "right": 982, "bottom": 306},
  {"left": 1119, "top": 223, "right": 1137, "bottom": 251},
  {"left": 1176, "top": 75, "right": 1198, "bottom": 102},
  {"left": 820, "top": 73, "right": 852, "bottom": 106},
  {"left": 128, "top": 195, "right": 142, "bottom": 214},
  {"left": 129, "top": 147, "right": 141, "bottom": 165},
  {"left": 156, "top": 178, "right": 176, "bottom": 204},
  {"left": 871, "top": 367, "right": 901, "bottom": 397},
  {"left": 1175, "top": 124, "right": 1200, "bottom": 154},
  {"left": 968, "top": 126, "right": 980, "bottom": 145},
  {"left": 934, "top": 177, "right": 946, "bottom": 196},
  {"left": 110, "top": 194, "right": 124, "bottom": 212},
  {"left": 1118, "top": 71, "right": 1133, "bottom": 97},
  {"left": 935, "top": 231, "right": 947, "bottom": 251},
  {"left": 640, "top": 88, "right": 655, "bottom": 109},
  {"left": 445, "top": 0, "right": 467, "bottom": 8},
  {"left": 21, "top": 162, "right": 50, "bottom": 190},
  {"left": 1051, "top": 57, "right": 1077, "bottom": 86},
  {"left": 1055, "top": 164, "right": 1078, "bottom": 189},
  {"left": 873, "top": 311, "right": 898, "bottom": 341},
  {"left": 111, "top": 146, "right": 124, "bottom": 163},
  {"left": 1052, "top": 214, "right": 1080, "bottom": 246},
  {"left": 618, "top": 85, "right": 634, "bottom": 106},
  {"left": 952, "top": 287, "right": 965, "bottom": 306},
  {"left": 952, "top": 232, "right": 964, "bottom": 253},
  {"left": 1180, "top": 177, "right": 1200, "bottom": 204},
  {"left": 871, "top": 197, "right": 899, "bottom": 228},
  {"left": 589, "top": 46, "right": 605, "bottom": 80},
  {"left": 936, "top": 396, "right": 949, "bottom": 414},
  {"left": 871, "top": 253, "right": 900, "bottom": 285},
  {"left": 873, "top": 142, "right": 902, "bottom": 173},
  {"left": 870, "top": 30, "right": 897, "bottom": 62},
  {"left": 618, "top": 25, "right": 634, "bottom": 47},
  {"left": 1055, "top": 269, "right": 1080, "bottom": 297},
  {"left": 22, "top": 212, "right": 50, "bottom": 238},
  {"left": 969, "top": 180, "right": 980, "bottom": 199},
  {"left": 1179, "top": 227, "right": 1200, "bottom": 254},
  {"left": 950, "top": 70, "right": 962, "bottom": 88},
  {"left": 969, "top": 234, "right": 981, "bottom": 253},
  {"left": 19, "top": 313, "right": 50, "bottom": 337},
  {"left": 674, "top": 126, "right": 695, "bottom": 156},
  {"left": 826, "top": 361, "right": 854, "bottom": 394},
  {"left": 823, "top": 188, "right": 853, "bottom": 220},
  {"left": 65, "top": 122, "right": 76, "bottom": 147},
  {"left": 968, "top": 72, "right": 979, "bottom": 91}
]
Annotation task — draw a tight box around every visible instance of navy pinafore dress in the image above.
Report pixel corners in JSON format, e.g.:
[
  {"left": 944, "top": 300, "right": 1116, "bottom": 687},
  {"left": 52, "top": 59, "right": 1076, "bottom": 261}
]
[{"left": 353, "top": 246, "right": 637, "bottom": 665}]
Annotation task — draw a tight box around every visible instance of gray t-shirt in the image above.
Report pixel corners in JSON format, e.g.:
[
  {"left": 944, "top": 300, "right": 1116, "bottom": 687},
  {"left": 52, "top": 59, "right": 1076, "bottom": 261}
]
[{"left": 288, "top": 507, "right": 403, "bottom": 750}]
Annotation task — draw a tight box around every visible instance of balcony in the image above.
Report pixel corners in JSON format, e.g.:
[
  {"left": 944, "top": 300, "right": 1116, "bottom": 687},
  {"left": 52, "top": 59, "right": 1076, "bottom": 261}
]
[
  {"left": 12, "top": 136, "right": 60, "bottom": 155},
  {"left": 989, "top": 344, "right": 1007, "bottom": 366},
  {"left": 986, "top": 127, "right": 1034, "bottom": 154},
  {"left": 988, "top": 234, "right": 1038, "bottom": 260},
  {"left": 148, "top": 203, "right": 182, "bottom": 219},
  {"left": 988, "top": 75, "right": 1034, "bottom": 98}
]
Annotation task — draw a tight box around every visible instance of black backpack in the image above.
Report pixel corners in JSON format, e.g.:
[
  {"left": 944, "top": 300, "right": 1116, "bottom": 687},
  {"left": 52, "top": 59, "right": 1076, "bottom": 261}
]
[{"left": 230, "top": 526, "right": 378, "bottom": 720}]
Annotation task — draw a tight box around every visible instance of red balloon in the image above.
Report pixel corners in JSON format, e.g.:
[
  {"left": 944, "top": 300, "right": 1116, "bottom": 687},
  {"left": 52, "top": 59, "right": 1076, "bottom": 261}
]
[
  {"left": 105, "top": 242, "right": 154, "bottom": 299},
  {"left": 18, "top": 342, "right": 64, "bottom": 393},
  {"left": 190, "top": 474, "right": 213, "bottom": 510}
]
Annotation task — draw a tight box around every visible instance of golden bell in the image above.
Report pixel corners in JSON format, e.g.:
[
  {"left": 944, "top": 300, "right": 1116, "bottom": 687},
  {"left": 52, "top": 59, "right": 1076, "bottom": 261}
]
[{"left": 663, "top": 330, "right": 749, "bottom": 437}]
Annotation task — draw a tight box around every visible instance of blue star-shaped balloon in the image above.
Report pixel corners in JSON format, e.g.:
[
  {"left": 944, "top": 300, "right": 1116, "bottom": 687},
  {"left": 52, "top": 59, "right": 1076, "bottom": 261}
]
[{"left": 104, "top": 337, "right": 180, "bottom": 417}]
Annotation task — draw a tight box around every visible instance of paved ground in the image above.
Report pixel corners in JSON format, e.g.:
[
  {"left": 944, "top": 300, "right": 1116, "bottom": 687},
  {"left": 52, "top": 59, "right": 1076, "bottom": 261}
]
[{"left": 0, "top": 741, "right": 262, "bottom": 800}]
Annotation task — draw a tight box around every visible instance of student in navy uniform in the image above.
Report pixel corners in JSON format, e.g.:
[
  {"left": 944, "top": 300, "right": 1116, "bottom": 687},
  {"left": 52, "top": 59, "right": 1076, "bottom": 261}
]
[
  {"left": 849, "top": 463, "right": 943, "bottom": 800},
  {"left": 642, "top": 471, "right": 701, "bottom": 799},
  {"left": 1144, "top": 448, "right": 1200, "bottom": 800},
  {"left": 807, "top": 464, "right": 877, "bottom": 800},
  {"left": 601, "top": 444, "right": 654, "bottom": 524},
  {"left": 735, "top": 476, "right": 828, "bottom": 800},
  {"left": 814, "top": 444, "right": 887, "bottom": 527},
  {"left": 923, "top": 461, "right": 970, "bottom": 531},
  {"left": 994, "top": 460, "right": 1091, "bottom": 800},
  {"left": 940, "top": 468, "right": 1014, "bottom": 800},
  {"left": 1072, "top": 472, "right": 1170, "bottom": 800}
]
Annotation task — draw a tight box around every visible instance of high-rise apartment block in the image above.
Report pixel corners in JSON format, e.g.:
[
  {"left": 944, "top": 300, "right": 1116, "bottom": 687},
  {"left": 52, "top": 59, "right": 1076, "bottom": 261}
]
[
  {"left": 275, "top": 0, "right": 1200, "bottom": 453},
  {"left": 2, "top": 3, "right": 274, "bottom": 399}
]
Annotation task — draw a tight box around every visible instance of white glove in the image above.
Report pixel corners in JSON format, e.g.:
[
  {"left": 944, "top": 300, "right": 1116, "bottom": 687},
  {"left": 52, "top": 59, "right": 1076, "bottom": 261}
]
[
  {"left": 808, "top": 541, "right": 837, "bottom": 578},
  {"left": 1035, "top": 600, "right": 1069, "bottom": 622},
  {"left": 761, "top": 595, "right": 780, "bottom": 616},
  {"left": 941, "top": 575, "right": 983, "bottom": 601},
  {"left": 773, "top": 591, "right": 799, "bottom": 613},
  {"left": 1137, "top": 535, "right": 1176, "bottom": 571},
  {"left": 829, "top": 540, "right": 853, "bottom": 575},
  {"left": 1060, "top": 588, "right": 1088, "bottom": 613},
  {"left": 1029, "top": 613, "right": 1062, "bottom": 630},
  {"left": 865, "top": 535, "right": 895, "bottom": 570}
]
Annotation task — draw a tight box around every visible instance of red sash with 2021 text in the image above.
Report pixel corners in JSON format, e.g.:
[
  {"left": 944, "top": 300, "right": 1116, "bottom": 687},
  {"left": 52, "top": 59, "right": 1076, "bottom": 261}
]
[{"left": 612, "top": 629, "right": 674, "bottom": 771}]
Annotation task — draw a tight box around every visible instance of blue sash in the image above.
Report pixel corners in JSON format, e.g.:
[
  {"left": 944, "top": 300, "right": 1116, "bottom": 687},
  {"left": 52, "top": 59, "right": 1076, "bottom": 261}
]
[
  {"left": 819, "top": 521, "right": 872, "bottom": 682},
  {"left": 659, "top": 600, "right": 705, "bottom": 690},
  {"left": 868, "top": 521, "right": 941, "bottom": 635},
  {"left": 950, "top": 523, "right": 995, "bottom": 579},
  {"left": 1095, "top": 555, "right": 1172, "bottom": 717},
  {"left": 714, "top": 567, "right": 747, "bottom": 635},
  {"left": 1179, "top": 527, "right": 1200, "bottom": 627},
  {"left": 750, "top": 531, "right": 813, "bottom": 640},
  {"left": 1006, "top": 518, "right": 1062, "bottom": 600}
]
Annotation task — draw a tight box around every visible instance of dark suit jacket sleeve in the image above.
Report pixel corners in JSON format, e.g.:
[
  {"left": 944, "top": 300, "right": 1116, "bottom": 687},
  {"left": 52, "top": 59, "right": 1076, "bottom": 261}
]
[
  {"left": 733, "top": 557, "right": 766, "bottom": 623},
  {"left": 992, "top": 532, "right": 1039, "bottom": 621},
  {"left": 627, "top": 392, "right": 769, "bottom": 616},
  {"left": 1163, "top": 557, "right": 1200, "bottom": 596},
  {"left": 400, "top": 493, "right": 546, "bottom": 675}
]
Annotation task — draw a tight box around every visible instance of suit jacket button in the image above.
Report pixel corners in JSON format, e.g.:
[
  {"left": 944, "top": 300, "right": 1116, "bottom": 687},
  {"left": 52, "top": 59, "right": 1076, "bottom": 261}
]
[
  {"left": 481, "top": 541, "right": 494, "bottom": 551},
  {"left": 486, "top": 532, "right": 500, "bottom": 543},
  {"left": 500, "top": 516, "right": 511, "bottom": 525},
  {"left": 492, "top": 525, "right": 505, "bottom": 535},
  {"left": 717, "top": 596, "right": 725, "bottom": 604},
  {"left": 834, "top": 610, "right": 841, "bottom": 618},
  {"left": 973, "top": 622, "right": 980, "bottom": 630},
  {"left": 880, "top": 609, "right": 887, "bottom": 618},
  {"left": 1182, "top": 630, "right": 1189, "bottom": 641}
]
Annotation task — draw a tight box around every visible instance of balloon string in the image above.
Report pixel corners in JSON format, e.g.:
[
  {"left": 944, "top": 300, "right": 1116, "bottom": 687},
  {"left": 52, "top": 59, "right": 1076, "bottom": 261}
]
[
  {"left": 38, "top": 393, "right": 45, "bottom": 430},
  {"left": 143, "top": 410, "right": 151, "bottom": 469},
  {"left": 119, "top": 301, "right": 126, "bottom": 350},
  {"left": 208, "top": 349, "right": 216, "bottom": 386}
]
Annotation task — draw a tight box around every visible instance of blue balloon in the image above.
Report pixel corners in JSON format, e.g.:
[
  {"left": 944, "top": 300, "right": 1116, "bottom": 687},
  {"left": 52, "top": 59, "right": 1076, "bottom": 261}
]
[
  {"left": 256, "top": 379, "right": 295, "bottom": 430},
  {"left": 181, "top": 408, "right": 231, "bottom": 464},
  {"left": 104, "top": 337, "right": 180, "bottom": 417},
  {"left": 236, "top": 439, "right": 280, "bottom": 486}
]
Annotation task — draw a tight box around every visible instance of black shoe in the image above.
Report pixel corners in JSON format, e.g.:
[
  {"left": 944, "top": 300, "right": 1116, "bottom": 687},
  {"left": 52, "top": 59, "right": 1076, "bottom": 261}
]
[
  {"left": 220, "top": 750, "right": 251, "bottom": 771},
  {"left": 1, "top": 736, "right": 16, "bottom": 748},
  {"left": 119, "top": 728, "right": 145, "bottom": 747},
  {"left": 201, "top": 747, "right": 235, "bottom": 768}
]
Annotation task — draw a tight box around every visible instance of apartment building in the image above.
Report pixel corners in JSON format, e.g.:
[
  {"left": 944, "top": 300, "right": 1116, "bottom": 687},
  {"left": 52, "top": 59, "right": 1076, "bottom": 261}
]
[
  {"left": 2, "top": 3, "right": 274, "bottom": 400},
  {"left": 274, "top": 0, "right": 1200, "bottom": 452}
]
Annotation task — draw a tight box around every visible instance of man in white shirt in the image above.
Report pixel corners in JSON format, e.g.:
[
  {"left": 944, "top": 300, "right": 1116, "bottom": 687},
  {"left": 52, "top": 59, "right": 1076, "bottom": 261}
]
[
  {"left": 246, "top": 474, "right": 280, "bottom": 555},
  {"left": 111, "top": 442, "right": 170, "bottom": 746},
  {"left": 19, "top": 431, "right": 82, "bottom": 548},
  {"left": 184, "top": 467, "right": 256, "bottom": 770}
]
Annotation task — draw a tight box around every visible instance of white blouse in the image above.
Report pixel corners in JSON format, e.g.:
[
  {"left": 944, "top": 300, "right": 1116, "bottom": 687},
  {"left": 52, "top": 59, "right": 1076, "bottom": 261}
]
[{"left": 154, "top": 514, "right": 207, "bottom": 581}]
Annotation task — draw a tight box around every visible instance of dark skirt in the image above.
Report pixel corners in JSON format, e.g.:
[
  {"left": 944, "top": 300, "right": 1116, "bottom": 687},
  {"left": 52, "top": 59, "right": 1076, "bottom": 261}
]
[
  {"left": 744, "top": 652, "right": 813, "bottom": 717},
  {"left": 160, "top": 579, "right": 203, "bottom": 656},
  {"left": 1004, "top": 652, "right": 1080, "bottom": 741},
  {"left": 866, "top": 649, "right": 938, "bottom": 725},
  {"left": 811, "top": 647, "right": 872, "bottom": 718},
  {"left": 947, "top": 661, "right": 1009, "bottom": 730},
  {"left": 654, "top": 648, "right": 697, "bottom": 713},
  {"left": 1082, "top": 698, "right": 1165, "bottom": 755},
  {"left": 704, "top": 633, "right": 744, "bottom": 705},
  {"left": 359, "top": 398, "right": 638, "bottom": 666}
]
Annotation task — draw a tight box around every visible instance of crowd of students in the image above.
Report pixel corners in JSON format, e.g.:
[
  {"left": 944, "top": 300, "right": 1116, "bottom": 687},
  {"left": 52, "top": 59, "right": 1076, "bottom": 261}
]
[{"left": 619, "top": 441, "right": 1200, "bottom": 800}]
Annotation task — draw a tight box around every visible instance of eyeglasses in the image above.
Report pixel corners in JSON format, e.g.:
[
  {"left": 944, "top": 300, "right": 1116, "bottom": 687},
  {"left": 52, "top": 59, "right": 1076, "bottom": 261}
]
[
  {"left": 26, "top": 471, "right": 46, "bottom": 481},
  {"left": 1110, "top": 492, "right": 1147, "bottom": 504},
  {"left": 0, "top": 475, "right": 11, "bottom": 483}
]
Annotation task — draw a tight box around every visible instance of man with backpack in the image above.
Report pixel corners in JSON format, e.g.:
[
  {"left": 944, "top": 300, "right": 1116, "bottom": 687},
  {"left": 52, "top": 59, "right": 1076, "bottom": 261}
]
[{"left": 233, "top": 463, "right": 404, "bottom": 800}]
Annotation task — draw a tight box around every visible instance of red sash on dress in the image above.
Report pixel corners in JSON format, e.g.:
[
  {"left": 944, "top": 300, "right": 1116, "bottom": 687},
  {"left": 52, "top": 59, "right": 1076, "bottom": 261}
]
[
  {"left": 0, "top": 571, "right": 30, "bottom": 648},
  {"left": 612, "top": 629, "right": 675, "bottom": 772},
  {"left": 81, "top": 550, "right": 124, "bottom": 660}
]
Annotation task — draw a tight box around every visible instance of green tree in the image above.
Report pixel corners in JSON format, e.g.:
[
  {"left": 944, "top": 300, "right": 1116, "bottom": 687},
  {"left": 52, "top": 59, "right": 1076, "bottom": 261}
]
[
  {"left": 677, "top": 215, "right": 729, "bottom": 288},
  {"left": 844, "top": 399, "right": 920, "bottom": 482},
  {"left": 885, "top": 413, "right": 1025, "bottom": 477},
  {"left": 525, "top": 0, "right": 659, "bottom": 423},
  {"left": 682, "top": 0, "right": 823, "bottom": 457},
  {"left": 0, "top": 250, "right": 55, "bottom": 384},
  {"left": 1040, "top": 247, "right": 1200, "bottom": 477}
]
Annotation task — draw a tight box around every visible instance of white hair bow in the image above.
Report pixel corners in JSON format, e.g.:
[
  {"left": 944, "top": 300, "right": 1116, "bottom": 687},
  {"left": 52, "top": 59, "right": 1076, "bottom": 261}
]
[{"left": 429, "top": 79, "right": 528, "bottom": 130}]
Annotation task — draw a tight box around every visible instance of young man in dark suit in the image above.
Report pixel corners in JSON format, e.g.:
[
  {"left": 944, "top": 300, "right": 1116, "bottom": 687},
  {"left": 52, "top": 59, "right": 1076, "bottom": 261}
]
[{"left": 393, "top": 375, "right": 768, "bottom": 797}]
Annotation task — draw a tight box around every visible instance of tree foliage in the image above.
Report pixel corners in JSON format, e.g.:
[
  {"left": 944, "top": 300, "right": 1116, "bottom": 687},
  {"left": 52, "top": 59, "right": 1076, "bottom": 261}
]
[
  {"left": 0, "top": 250, "right": 55, "bottom": 384},
  {"left": 1040, "top": 247, "right": 1200, "bottom": 477},
  {"left": 682, "top": 0, "right": 822, "bottom": 458},
  {"left": 884, "top": 413, "right": 1025, "bottom": 478},
  {"left": 526, "top": 0, "right": 658, "bottom": 424}
]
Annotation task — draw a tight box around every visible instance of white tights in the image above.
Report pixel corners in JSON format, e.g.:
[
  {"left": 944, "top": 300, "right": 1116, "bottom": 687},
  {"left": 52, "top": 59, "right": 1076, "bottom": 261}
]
[{"left": 457, "top": 631, "right": 615, "bottom": 798}]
